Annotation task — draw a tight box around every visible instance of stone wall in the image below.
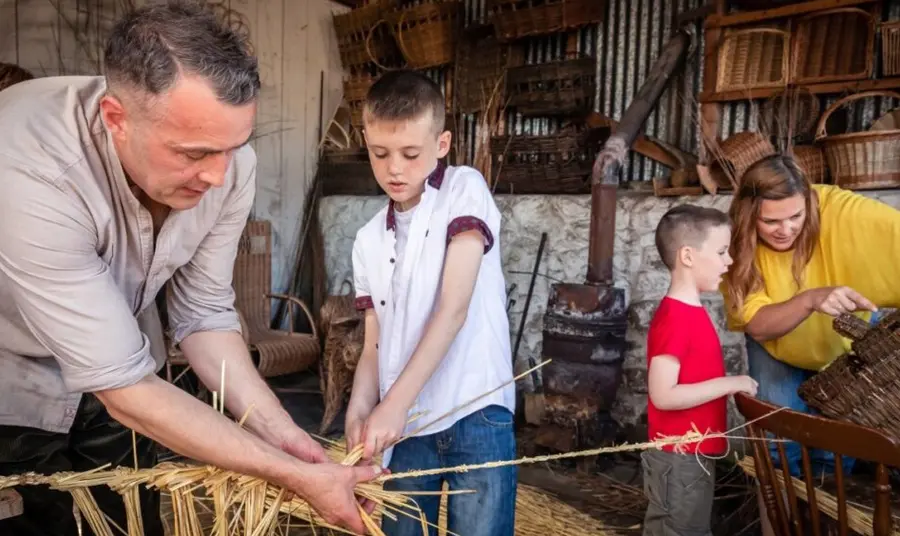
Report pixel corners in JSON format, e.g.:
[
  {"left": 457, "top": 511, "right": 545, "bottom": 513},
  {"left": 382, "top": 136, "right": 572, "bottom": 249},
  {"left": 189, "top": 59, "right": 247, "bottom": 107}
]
[{"left": 319, "top": 188, "right": 900, "bottom": 436}]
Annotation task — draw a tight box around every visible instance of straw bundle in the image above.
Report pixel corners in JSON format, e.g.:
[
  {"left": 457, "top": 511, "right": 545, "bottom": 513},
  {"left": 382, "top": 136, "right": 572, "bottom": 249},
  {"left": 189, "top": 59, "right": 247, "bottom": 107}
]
[{"left": 738, "top": 456, "right": 900, "bottom": 536}]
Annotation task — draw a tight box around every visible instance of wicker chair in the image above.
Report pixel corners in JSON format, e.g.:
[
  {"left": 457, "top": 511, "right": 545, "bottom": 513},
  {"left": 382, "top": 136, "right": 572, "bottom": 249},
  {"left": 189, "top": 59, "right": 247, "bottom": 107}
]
[{"left": 234, "top": 220, "right": 320, "bottom": 378}]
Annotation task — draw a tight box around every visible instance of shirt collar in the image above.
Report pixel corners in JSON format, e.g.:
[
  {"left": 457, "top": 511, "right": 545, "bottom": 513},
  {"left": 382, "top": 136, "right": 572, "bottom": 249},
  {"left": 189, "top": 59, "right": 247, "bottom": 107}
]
[{"left": 386, "top": 161, "right": 447, "bottom": 231}]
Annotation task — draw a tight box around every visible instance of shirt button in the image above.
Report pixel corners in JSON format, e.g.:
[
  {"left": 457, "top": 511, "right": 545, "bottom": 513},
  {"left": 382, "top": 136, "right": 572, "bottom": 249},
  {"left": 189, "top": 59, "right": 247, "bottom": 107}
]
[
  {"left": 380, "top": 300, "right": 386, "bottom": 306},
  {"left": 390, "top": 258, "right": 395, "bottom": 263}
]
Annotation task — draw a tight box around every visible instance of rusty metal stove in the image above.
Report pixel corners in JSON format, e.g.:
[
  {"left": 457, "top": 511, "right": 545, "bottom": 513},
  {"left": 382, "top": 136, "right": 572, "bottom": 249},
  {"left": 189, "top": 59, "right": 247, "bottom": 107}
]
[{"left": 531, "top": 28, "right": 694, "bottom": 453}]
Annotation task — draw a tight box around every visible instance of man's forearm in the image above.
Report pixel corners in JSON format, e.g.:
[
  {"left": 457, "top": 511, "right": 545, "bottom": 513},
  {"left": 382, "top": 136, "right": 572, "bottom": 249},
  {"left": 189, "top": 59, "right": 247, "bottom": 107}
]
[
  {"left": 95, "top": 374, "right": 305, "bottom": 489},
  {"left": 745, "top": 293, "right": 813, "bottom": 342},
  {"left": 179, "top": 330, "right": 291, "bottom": 445}
]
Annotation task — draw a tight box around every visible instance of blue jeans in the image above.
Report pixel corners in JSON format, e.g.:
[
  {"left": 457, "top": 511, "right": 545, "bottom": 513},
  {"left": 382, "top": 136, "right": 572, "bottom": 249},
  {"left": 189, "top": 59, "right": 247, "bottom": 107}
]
[
  {"left": 382, "top": 405, "right": 517, "bottom": 536},
  {"left": 746, "top": 337, "right": 857, "bottom": 478}
]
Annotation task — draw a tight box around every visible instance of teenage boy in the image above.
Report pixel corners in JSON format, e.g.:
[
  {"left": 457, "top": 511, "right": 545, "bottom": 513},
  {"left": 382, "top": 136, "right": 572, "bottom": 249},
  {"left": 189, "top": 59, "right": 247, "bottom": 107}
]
[
  {"left": 643, "top": 204, "right": 758, "bottom": 536},
  {"left": 345, "top": 70, "right": 517, "bottom": 536}
]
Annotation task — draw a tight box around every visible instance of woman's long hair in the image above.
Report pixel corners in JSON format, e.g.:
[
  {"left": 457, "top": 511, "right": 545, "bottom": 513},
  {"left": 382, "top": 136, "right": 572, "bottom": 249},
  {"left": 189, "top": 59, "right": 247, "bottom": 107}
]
[{"left": 725, "top": 154, "right": 820, "bottom": 315}]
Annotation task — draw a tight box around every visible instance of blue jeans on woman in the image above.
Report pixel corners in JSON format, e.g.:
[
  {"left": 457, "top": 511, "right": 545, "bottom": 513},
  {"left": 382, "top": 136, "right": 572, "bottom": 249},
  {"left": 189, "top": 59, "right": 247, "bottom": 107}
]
[
  {"left": 744, "top": 313, "right": 887, "bottom": 479},
  {"left": 381, "top": 404, "right": 517, "bottom": 536}
]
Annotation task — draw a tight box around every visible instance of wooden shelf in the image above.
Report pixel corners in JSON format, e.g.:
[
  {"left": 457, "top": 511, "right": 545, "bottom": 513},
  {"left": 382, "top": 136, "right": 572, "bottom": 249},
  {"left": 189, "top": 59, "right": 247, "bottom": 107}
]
[
  {"left": 699, "top": 77, "right": 900, "bottom": 103},
  {"left": 704, "top": 0, "right": 876, "bottom": 28}
]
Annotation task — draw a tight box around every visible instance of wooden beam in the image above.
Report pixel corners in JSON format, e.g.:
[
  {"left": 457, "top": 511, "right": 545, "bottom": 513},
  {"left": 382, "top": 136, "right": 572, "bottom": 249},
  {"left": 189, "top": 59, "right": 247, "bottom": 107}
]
[
  {"left": 705, "top": 0, "right": 876, "bottom": 28},
  {"left": 699, "top": 77, "right": 900, "bottom": 103}
]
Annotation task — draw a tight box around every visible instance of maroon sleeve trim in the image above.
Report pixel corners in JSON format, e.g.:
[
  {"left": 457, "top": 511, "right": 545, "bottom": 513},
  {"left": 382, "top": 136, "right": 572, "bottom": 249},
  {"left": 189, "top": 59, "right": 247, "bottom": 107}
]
[
  {"left": 355, "top": 296, "right": 374, "bottom": 311},
  {"left": 447, "top": 216, "right": 494, "bottom": 254}
]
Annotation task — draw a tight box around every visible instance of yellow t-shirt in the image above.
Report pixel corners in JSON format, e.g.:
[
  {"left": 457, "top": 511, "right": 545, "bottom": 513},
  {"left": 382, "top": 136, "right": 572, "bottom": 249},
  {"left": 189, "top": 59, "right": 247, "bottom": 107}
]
[{"left": 722, "top": 184, "right": 900, "bottom": 371}]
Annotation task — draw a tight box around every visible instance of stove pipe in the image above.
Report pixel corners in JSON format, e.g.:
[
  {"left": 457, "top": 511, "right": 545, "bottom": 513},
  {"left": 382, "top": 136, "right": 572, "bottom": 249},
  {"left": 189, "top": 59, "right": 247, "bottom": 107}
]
[{"left": 586, "top": 28, "right": 694, "bottom": 285}]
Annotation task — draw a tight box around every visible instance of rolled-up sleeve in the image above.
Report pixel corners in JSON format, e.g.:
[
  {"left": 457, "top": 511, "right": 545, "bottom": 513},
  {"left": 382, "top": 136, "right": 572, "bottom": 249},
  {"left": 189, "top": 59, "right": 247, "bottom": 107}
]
[
  {"left": 166, "top": 150, "right": 256, "bottom": 343},
  {"left": 0, "top": 161, "right": 156, "bottom": 393}
]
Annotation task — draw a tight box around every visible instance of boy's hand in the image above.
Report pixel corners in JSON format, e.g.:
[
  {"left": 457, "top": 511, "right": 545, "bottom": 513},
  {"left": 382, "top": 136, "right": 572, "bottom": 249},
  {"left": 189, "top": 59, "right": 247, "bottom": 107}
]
[
  {"left": 345, "top": 411, "right": 368, "bottom": 453},
  {"left": 361, "top": 400, "right": 408, "bottom": 461},
  {"left": 728, "top": 375, "right": 759, "bottom": 397}
]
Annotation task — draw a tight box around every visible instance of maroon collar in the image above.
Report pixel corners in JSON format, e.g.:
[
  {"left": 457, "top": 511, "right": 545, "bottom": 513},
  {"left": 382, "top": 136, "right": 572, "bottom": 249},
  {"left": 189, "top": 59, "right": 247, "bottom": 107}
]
[{"left": 386, "top": 161, "right": 447, "bottom": 231}]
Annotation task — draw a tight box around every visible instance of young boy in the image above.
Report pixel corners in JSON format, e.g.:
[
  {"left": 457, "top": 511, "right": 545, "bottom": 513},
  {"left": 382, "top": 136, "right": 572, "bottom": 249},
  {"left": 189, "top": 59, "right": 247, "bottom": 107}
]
[
  {"left": 643, "top": 204, "right": 758, "bottom": 536},
  {"left": 345, "top": 70, "right": 517, "bottom": 536}
]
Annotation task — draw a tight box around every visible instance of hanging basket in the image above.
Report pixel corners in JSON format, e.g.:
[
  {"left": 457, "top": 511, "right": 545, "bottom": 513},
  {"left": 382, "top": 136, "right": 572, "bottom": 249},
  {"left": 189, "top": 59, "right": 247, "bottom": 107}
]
[
  {"left": 880, "top": 20, "right": 900, "bottom": 77},
  {"left": 798, "top": 311, "right": 900, "bottom": 441},
  {"left": 506, "top": 54, "right": 596, "bottom": 117},
  {"left": 814, "top": 90, "right": 900, "bottom": 190},
  {"left": 791, "top": 7, "right": 875, "bottom": 85},
  {"left": 343, "top": 74, "right": 377, "bottom": 128},
  {"left": 487, "top": 0, "right": 606, "bottom": 42},
  {"left": 388, "top": 1, "right": 461, "bottom": 70},
  {"left": 333, "top": 0, "right": 402, "bottom": 70},
  {"left": 713, "top": 131, "right": 776, "bottom": 185},
  {"left": 490, "top": 126, "right": 608, "bottom": 194}
]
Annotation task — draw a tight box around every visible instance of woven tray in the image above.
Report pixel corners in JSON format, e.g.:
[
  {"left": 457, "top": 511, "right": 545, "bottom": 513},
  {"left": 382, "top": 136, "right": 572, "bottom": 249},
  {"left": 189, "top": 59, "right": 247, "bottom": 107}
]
[
  {"left": 814, "top": 90, "right": 900, "bottom": 190},
  {"left": 798, "top": 311, "right": 900, "bottom": 440},
  {"left": 487, "top": 0, "right": 606, "bottom": 42},
  {"left": 791, "top": 7, "right": 875, "bottom": 85},
  {"left": 506, "top": 55, "right": 596, "bottom": 117},
  {"left": 716, "top": 27, "right": 790, "bottom": 92},
  {"left": 490, "top": 127, "right": 607, "bottom": 194}
]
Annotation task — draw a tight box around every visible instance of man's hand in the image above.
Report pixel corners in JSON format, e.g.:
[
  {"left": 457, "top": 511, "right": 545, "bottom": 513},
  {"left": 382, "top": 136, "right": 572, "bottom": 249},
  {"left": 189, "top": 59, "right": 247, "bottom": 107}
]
[
  {"left": 278, "top": 425, "right": 328, "bottom": 464},
  {"left": 803, "top": 286, "right": 877, "bottom": 317},
  {"left": 288, "top": 462, "right": 382, "bottom": 534},
  {"left": 361, "top": 400, "right": 408, "bottom": 462}
]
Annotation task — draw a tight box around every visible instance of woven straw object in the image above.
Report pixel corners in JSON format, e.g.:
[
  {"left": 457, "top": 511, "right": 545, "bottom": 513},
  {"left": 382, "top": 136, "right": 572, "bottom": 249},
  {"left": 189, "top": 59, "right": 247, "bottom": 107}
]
[
  {"left": 714, "top": 131, "right": 777, "bottom": 184},
  {"left": 792, "top": 7, "right": 875, "bottom": 85},
  {"left": 716, "top": 27, "right": 789, "bottom": 92},
  {"left": 814, "top": 90, "right": 900, "bottom": 190},
  {"left": 388, "top": 1, "right": 460, "bottom": 70},
  {"left": 487, "top": 0, "right": 606, "bottom": 42},
  {"left": 791, "top": 144, "right": 827, "bottom": 184}
]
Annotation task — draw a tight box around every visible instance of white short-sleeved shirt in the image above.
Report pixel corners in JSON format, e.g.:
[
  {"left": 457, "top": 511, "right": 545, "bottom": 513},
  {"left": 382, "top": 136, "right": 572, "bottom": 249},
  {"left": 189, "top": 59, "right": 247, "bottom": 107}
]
[{"left": 351, "top": 162, "right": 515, "bottom": 466}]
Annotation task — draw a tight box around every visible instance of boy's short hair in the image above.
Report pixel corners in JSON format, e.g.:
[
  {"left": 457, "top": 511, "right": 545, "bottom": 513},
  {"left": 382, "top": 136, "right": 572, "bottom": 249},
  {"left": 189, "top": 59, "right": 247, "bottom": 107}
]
[
  {"left": 363, "top": 70, "right": 445, "bottom": 133},
  {"left": 0, "top": 63, "right": 35, "bottom": 92},
  {"left": 655, "top": 204, "right": 730, "bottom": 270}
]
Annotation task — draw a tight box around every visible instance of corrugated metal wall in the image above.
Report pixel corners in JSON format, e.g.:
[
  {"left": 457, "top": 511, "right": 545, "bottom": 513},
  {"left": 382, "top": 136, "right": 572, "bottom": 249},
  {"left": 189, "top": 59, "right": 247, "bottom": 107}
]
[{"left": 447, "top": 0, "right": 900, "bottom": 183}]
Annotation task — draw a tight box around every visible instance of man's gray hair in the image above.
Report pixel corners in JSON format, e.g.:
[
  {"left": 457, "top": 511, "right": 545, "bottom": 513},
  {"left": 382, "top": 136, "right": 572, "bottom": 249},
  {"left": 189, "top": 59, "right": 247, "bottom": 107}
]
[{"left": 103, "top": 0, "right": 260, "bottom": 106}]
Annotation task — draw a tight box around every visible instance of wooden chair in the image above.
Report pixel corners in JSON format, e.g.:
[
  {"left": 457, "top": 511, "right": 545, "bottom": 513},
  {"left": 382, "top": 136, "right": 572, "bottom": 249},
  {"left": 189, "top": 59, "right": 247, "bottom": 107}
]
[
  {"left": 318, "top": 291, "right": 364, "bottom": 434},
  {"left": 233, "top": 220, "right": 320, "bottom": 378},
  {"left": 735, "top": 393, "right": 900, "bottom": 536}
]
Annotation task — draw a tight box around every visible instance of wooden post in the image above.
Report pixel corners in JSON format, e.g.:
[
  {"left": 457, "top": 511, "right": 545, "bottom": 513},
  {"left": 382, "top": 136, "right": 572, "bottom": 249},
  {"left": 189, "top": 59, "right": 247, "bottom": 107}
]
[{"left": 698, "top": 0, "right": 728, "bottom": 164}]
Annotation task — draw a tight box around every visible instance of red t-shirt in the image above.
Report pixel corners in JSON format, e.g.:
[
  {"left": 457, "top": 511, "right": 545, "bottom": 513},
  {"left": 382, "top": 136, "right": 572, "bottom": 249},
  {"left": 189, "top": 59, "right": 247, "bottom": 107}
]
[{"left": 646, "top": 296, "right": 727, "bottom": 455}]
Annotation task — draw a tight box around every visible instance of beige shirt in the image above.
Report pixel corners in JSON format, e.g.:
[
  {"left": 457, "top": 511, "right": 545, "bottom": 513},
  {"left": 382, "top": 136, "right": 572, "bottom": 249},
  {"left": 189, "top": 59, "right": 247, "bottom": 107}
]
[{"left": 0, "top": 76, "right": 256, "bottom": 433}]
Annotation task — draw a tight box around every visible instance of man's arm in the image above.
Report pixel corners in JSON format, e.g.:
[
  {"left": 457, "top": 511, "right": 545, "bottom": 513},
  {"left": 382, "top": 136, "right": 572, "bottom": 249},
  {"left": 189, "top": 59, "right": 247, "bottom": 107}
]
[
  {"left": 647, "top": 355, "right": 755, "bottom": 411},
  {"left": 0, "top": 161, "right": 375, "bottom": 533}
]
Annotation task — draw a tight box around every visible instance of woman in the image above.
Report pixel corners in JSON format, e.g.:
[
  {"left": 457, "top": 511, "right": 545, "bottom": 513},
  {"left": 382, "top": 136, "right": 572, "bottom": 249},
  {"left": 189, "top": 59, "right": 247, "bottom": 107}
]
[{"left": 721, "top": 154, "right": 900, "bottom": 477}]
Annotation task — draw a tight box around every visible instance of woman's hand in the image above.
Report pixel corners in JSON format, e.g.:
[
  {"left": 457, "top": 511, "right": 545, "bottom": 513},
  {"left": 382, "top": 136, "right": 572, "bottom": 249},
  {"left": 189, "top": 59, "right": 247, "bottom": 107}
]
[{"left": 804, "top": 286, "right": 877, "bottom": 317}]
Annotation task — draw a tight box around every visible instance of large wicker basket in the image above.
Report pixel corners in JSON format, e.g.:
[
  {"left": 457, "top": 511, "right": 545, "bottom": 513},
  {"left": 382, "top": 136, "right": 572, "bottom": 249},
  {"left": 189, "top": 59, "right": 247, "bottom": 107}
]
[
  {"left": 490, "top": 126, "right": 607, "bottom": 194},
  {"left": 713, "top": 131, "right": 776, "bottom": 185},
  {"left": 798, "top": 311, "right": 900, "bottom": 440},
  {"left": 388, "top": 1, "right": 461, "bottom": 70},
  {"left": 791, "top": 7, "right": 875, "bottom": 85},
  {"left": 487, "top": 0, "right": 606, "bottom": 42},
  {"left": 881, "top": 20, "right": 900, "bottom": 77},
  {"left": 715, "top": 27, "right": 790, "bottom": 93},
  {"left": 333, "top": 0, "right": 402, "bottom": 70},
  {"left": 814, "top": 90, "right": 900, "bottom": 190},
  {"left": 791, "top": 144, "right": 827, "bottom": 184},
  {"left": 505, "top": 55, "right": 596, "bottom": 117}
]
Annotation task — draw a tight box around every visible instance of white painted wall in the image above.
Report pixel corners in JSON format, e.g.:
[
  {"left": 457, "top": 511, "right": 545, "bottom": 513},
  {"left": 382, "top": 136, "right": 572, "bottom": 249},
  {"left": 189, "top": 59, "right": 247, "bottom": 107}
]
[{"left": 1, "top": 0, "right": 348, "bottom": 293}]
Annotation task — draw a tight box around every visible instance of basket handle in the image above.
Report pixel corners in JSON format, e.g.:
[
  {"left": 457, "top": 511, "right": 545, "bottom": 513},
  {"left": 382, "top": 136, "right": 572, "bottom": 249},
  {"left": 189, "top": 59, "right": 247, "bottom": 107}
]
[
  {"left": 815, "top": 90, "right": 900, "bottom": 140},
  {"left": 797, "top": 7, "right": 874, "bottom": 21},
  {"left": 365, "top": 18, "right": 404, "bottom": 71}
]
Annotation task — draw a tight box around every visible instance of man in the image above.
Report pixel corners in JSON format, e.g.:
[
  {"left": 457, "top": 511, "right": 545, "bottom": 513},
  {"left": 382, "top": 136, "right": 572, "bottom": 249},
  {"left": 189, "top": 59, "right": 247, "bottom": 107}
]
[{"left": 0, "top": 2, "right": 378, "bottom": 535}]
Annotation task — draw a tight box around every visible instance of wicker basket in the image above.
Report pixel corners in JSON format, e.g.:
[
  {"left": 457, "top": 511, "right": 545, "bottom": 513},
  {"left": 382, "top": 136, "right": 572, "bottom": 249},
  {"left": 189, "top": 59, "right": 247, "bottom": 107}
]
[
  {"left": 333, "top": 0, "right": 402, "bottom": 70},
  {"left": 798, "top": 311, "right": 900, "bottom": 441},
  {"left": 716, "top": 27, "right": 790, "bottom": 92},
  {"left": 506, "top": 55, "right": 595, "bottom": 117},
  {"left": 487, "top": 0, "right": 606, "bottom": 42},
  {"left": 343, "top": 74, "right": 377, "bottom": 128},
  {"left": 455, "top": 34, "right": 510, "bottom": 114},
  {"left": 791, "top": 7, "right": 875, "bottom": 85},
  {"left": 814, "top": 90, "right": 900, "bottom": 190},
  {"left": 319, "top": 149, "right": 381, "bottom": 196},
  {"left": 881, "top": 20, "right": 900, "bottom": 77},
  {"left": 791, "top": 144, "right": 827, "bottom": 184},
  {"left": 388, "top": 1, "right": 460, "bottom": 70},
  {"left": 490, "top": 127, "right": 607, "bottom": 194},
  {"left": 713, "top": 131, "right": 776, "bottom": 185}
]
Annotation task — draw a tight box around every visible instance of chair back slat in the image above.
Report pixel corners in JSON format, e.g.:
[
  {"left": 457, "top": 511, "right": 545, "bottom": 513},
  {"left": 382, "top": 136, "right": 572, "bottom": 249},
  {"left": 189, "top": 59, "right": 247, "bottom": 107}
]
[{"left": 233, "top": 220, "right": 273, "bottom": 337}]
